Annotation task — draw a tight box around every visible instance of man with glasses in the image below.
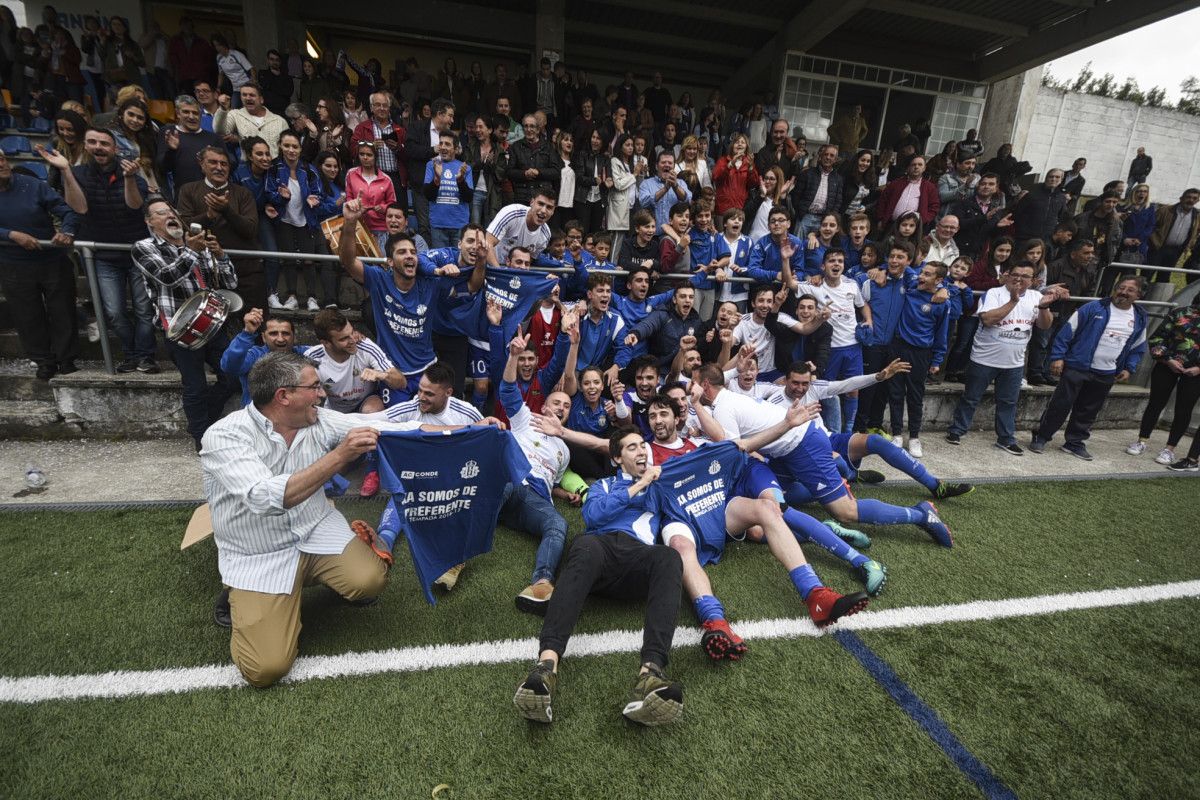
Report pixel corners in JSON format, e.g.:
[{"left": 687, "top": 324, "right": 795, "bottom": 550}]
[
  {"left": 351, "top": 92, "right": 405, "bottom": 199},
  {"left": 945, "top": 262, "right": 1067, "bottom": 454},
  {"left": 191, "top": 81, "right": 220, "bottom": 133},
  {"left": 200, "top": 351, "right": 466, "bottom": 688},
  {"left": 755, "top": 118, "right": 799, "bottom": 182},
  {"left": 503, "top": 113, "right": 558, "bottom": 206}
]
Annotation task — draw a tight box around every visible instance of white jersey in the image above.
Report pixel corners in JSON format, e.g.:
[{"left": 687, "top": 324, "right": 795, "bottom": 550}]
[
  {"left": 971, "top": 287, "right": 1042, "bottom": 369},
  {"left": 709, "top": 387, "right": 810, "bottom": 458},
  {"left": 385, "top": 396, "right": 482, "bottom": 426},
  {"left": 304, "top": 338, "right": 394, "bottom": 413},
  {"left": 723, "top": 367, "right": 782, "bottom": 401},
  {"left": 800, "top": 279, "right": 864, "bottom": 348},
  {"left": 486, "top": 203, "right": 551, "bottom": 265},
  {"left": 765, "top": 373, "right": 879, "bottom": 433},
  {"left": 732, "top": 312, "right": 798, "bottom": 370},
  {"left": 508, "top": 400, "right": 570, "bottom": 497}
]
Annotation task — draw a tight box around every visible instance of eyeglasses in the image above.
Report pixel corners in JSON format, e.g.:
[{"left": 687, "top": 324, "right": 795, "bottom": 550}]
[{"left": 284, "top": 382, "right": 326, "bottom": 392}]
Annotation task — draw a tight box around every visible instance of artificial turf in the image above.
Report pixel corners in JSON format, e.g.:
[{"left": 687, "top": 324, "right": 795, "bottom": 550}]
[{"left": 0, "top": 477, "right": 1197, "bottom": 799}]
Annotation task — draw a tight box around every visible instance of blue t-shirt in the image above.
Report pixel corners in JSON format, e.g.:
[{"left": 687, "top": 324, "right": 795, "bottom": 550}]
[
  {"left": 424, "top": 158, "right": 473, "bottom": 231},
  {"left": 647, "top": 440, "right": 747, "bottom": 565},
  {"left": 567, "top": 395, "right": 612, "bottom": 436},
  {"left": 363, "top": 265, "right": 448, "bottom": 374},
  {"left": 376, "top": 427, "right": 530, "bottom": 604}
]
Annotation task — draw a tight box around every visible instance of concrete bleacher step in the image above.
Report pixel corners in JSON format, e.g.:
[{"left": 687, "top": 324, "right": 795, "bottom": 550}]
[{"left": 0, "top": 399, "right": 79, "bottom": 438}]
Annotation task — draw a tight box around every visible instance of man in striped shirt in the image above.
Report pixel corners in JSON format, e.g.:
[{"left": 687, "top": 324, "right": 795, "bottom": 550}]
[{"left": 200, "top": 351, "right": 464, "bottom": 688}]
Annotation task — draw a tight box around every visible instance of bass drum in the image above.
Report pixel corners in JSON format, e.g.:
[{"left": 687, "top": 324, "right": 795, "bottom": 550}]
[{"left": 166, "top": 290, "right": 230, "bottom": 350}]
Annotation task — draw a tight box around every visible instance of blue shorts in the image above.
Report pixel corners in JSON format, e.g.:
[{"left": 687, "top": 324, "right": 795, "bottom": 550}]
[
  {"left": 825, "top": 344, "right": 864, "bottom": 381},
  {"left": 379, "top": 373, "right": 422, "bottom": 407},
  {"left": 469, "top": 342, "right": 490, "bottom": 381},
  {"left": 732, "top": 458, "right": 784, "bottom": 503},
  {"left": 768, "top": 425, "right": 848, "bottom": 504}
]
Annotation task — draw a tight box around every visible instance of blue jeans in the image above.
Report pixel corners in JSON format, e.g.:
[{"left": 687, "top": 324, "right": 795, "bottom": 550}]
[
  {"left": 499, "top": 482, "right": 568, "bottom": 584},
  {"left": 796, "top": 212, "right": 824, "bottom": 239},
  {"left": 166, "top": 331, "right": 238, "bottom": 446},
  {"left": 470, "top": 189, "right": 488, "bottom": 226},
  {"left": 95, "top": 255, "right": 156, "bottom": 360},
  {"left": 948, "top": 359, "right": 1024, "bottom": 445},
  {"left": 429, "top": 227, "right": 458, "bottom": 249}
]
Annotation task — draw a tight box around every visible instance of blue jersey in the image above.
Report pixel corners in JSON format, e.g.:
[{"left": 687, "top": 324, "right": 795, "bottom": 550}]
[
  {"left": 416, "top": 247, "right": 481, "bottom": 337},
  {"left": 363, "top": 265, "right": 450, "bottom": 374},
  {"left": 946, "top": 283, "right": 975, "bottom": 322},
  {"left": 567, "top": 395, "right": 612, "bottom": 436},
  {"left": 896, "top": 287, "right": 951, "bottom": 367},
  {"left": 218, "top": 331, "right": 307, "bottom": 405},
  {"left": 376, "top": 427, "right": 529, "bottom": 604},
  {"left": 746, "top": 233, "right": 805, "bottom": 282},
  {"left": 583, "top": 472, "right": 661, "bottom": 544},
  {"left": 647, "top": 440, "right": 747, "bottom": 565},
  {"left": 425, "top": 158, "right": 473, "bottom": 230},
  {"left": 856, "top": 267, "right": 915, "bottom": 347}
]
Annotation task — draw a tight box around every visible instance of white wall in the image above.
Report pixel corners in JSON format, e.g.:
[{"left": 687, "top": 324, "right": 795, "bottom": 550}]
[{"left": 1021, "top": 87, "right": 1200, "bottom": 203}]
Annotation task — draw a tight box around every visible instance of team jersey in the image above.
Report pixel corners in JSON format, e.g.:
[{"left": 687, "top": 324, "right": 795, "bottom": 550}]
[
  {"left": 646, "top": 435, "right": 699, "bottom": 465},
  {"left": 800, "top": 279, "right": 865, "bottom": 348},
  {"left": 499, "top": 377, "right": 570, "bottom": 501},
  {"left": 304, "top": 338, "right": 394, "bottom": 413},
  {"left": 424, "top": 158, "right": 473, "bottom": 231},
  {"left": 363, "top": 265, "right": 448, "bottom": 375},
  {"left": 647, "top": 440, "right": 748, "bottom": 565},
  {"left": 732, "top": 312, "right": 798, "bottom": 369},
  {"left": 765, "top": 374, "right": 879, "bottom": 433},
  {"left": 583, "top": 471, "right": 660, "bottom": 545},
  {"left": 567, "top": 395, "right": 613, "bottom": 436},
  {"left": 709, "top": 387, "right": 810, "bottom": 458},
  {"left": 486, "top": 203, "right": 551, "bottom": 265},
  {"left": 384, "top": 396, "right": 482, "bottom": 425},
  {"left": 723, "top": 368, "right": 782, "bottom": 401}
]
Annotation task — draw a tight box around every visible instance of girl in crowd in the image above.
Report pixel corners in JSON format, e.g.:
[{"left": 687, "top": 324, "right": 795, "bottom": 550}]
[
  {"left": 617, "top": 209, "right": 661, "bottom": 277},
  {"left": 1127, "top": 299, "right": 1200, "bottom": 471},
  {"left": 344, "top": 140, "right": 398, "bottom": 255},
  {"left": 840, "top": 148, "right": 878, "bottom": 216},
  {"left": 804, "top": 212, "right": 847, "bottom": 276},
  {"left": 341, "top": 88, "right": 367, "bottom": 129},
  {"left": 110, "top": 97, "right": 159, "bottom": 191},
  {"left": 745, "top": 166, "right": 794, "bottom": 241},
  {"left": 466, "top": 113, "right": 504, "bottom": 224},
  {"left": 675, "top": 134, "right": 711, "bottom": 190},
  {"left": 880, "top": 211, "right": 922, "bottom": 260},
  {"left": 266, "top": 130, "right": 332, "bottom": 311},
  {"left": 99, "top": 16, "right": 144, "bottom": 100},
  {"left": 551, "top": 130, "right": 577, "bottom": 231},
  {"left": 235, "top": 136, "right": 284, "bottom": 308},
  {"left": 47, "top": 109, "right": 87, "bottom": 193},
  {"left": 925, "top": 141, "right": 958, "bottom": 184},
  {"left": 315, "top": 150, "right": 346, "bottom": 219},
  {"left": 313, "top": 95, "right": 350, "bottom": 167},
  {"left": 562, "top": 365, "right": 622, "bottom": 479},
  {"left": 573, "top": 128, "right": 609, "bottom": 235},
  {"left": 1120, "top": 184, "right": 1156, "bottom": 263},
  {"left": 631, "top": 133, "right": 650, "bottom": 190},
  {"left": 296, "top": 58, "right": 331, "bottom": 112},
  {"left": 712, "top": 133, "right": 757, "bottom": 216},
  {"left": 605, "top": 133, "right": 637, "bottom": 254}
]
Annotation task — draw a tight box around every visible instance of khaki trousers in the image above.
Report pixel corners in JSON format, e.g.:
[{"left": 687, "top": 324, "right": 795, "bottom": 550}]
[{"left": 229, "top": 538, "right": 388, "bottom": 688}]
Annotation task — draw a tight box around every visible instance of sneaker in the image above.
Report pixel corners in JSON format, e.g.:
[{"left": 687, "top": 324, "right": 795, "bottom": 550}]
[
  {"left": 700, "top": 618, "right": 748, "bottom": 661},
  {"left": 994, "top": 441, "right": 1024, "bottom": 456},
  {"left": 857, "top": 560, "right": 887, "bottom": 596},
  {"left": 1020, "top": 378, "right": 1030, "bottom": 389},
  {"left": 516, "top": 580, "right": 554, "bottom": 615},
  {"left": 866, "top": 427, "right": 892, "bottom": 441},
  {"left": 945, "top": 432, "right": 962, "bottom": 445},
  {"left": 306, "top": 297, "right": 320, "bottom": 312},
  {"left": 1125, "top": 441, "right": 1147, "bottom": 456},
  {"left": 359, "top": 470, "right": 380, "bottom": 498},
  {"left": 268, "top": 293, "right": 284, "bottom": 309},
  {"left": 434, "top": 563, "right": 465, "bottom": 591},
  {"left": 283, "top": 295, "right": 299, "bottom": 310},
  {"left": 1155, "top": 447, "right": 1175, "bottom": 465},
  {"left": 1167, "top": 458, "right": 1200, "bottom": 472},
  {"left": 213, "top": 587, "right": 231, "bottom": 628},
  {"left": 513, "top": 659, "right": 557, "bottom": 723},
  {"left": 933, "top": 481, "right": 974, "bottom": 500},
  {"left": 1060, "top": 443, "right": 1093, "bottom": 461},
  {"left": 854, "top": 469, "right": 886, "bottom": 484},
  {"left": 1028, "top": 437, "right": 1046, "bottom": 454},
  {"left": 136, "top": 357, "right": 161, "bottom": 374},
  {"left": 906, "top": 438, "right": 923, "bottom": 459},
  {"left": 824, "top": 519, "right": 871, "bottom": 549},
  {"left": 622, "top": 663, "right": 683, "bottom": 726},
  {"left": 917, "top": 500, "right": 954, "bottom": 548},
  {"left": 116, "top": 357, "right": 139, "bottom": 373},
  {"left": 350, "top": 519, "right": 393, "bottom": 565},
  {"left": 805, "top": 585, "right": 869, "bottom": 628}
]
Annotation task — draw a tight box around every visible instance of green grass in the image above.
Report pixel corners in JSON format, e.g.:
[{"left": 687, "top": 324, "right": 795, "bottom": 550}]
[{"left": 0, "top": 478, "right": 1197, "bottom": 799}]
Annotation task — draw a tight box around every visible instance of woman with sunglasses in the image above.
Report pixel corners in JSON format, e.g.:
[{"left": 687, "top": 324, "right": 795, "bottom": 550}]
[{"left": 344, "top": 139, "right": 398, "bottom": 255}]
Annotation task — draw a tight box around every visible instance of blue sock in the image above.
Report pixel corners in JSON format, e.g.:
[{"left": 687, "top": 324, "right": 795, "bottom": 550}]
[
  {"left": 324, "top": 472, "right": 349, "bottom": 497},
  {"left": 471, "top": 387, "right": 488, "bottom": 413},
  {"left": 789, "top": 564, "right": 823, "bottom": 600},
  {"left": 866, "top": 434, "right": 937, "bottom": 491},
  {"left": 782, "top": 508, "right": 867, "bottom": 567},
  {"left": 841, "top": 396, "right": 859, "bottom": 433},
  {"left": 377, "top": 502, "right": 401, "bottom": 549},
  {"left": 693, "top": 594, "right": 725, "bottom": 623},
  {"left": 857, "top": 498, "right": 923, "bottom": 525}
]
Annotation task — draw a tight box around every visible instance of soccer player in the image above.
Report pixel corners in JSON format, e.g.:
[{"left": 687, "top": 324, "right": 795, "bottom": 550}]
[
  {"left": 220, "top": 309, "right": 305, "bottom": 406},
  {"left": 487, "top": 298, "right": 576, "bottom": 427},
  {"left": 513, "top": 428, "right": 686, "bottom": 727},
  {"left": 888, "top": 261, "right": 951, "bottom": 456},
  {"left": 485, "top": 188, "right": 556, "bottom": 266}
]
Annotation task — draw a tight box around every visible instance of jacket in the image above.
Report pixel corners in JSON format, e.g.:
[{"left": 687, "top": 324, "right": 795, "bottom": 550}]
[
  {"left": 629, "top": 305, "right": 703, "bottom": 368},
  {"left": 176, "top": 180, "right": 259, "bottom": 252},
  {"left": 572, "top": 151, "right": 610, "bottom": 206},
  {"left": 1074, "top": 210, "right": 1122, "bottom": 267},
  {"left": 0, "top": 173, "right": 80, "bottom": 264},
  {"left": 875, "top": 178, "right": 940, "bottom": 227},
  {"left": 767, "top": 313, "right": 831, "bottom": 374},
  {"left": 1051, "top": 298, "right": 1147, "bottom": 376},
  {"left": 350, "top": 118, "right": 406, "bottom": 185},
  {"left": 500, "top": 138, "right": 560, "bottom": 205},
  {"left": 344, "top": 167, "right": 398, "bottom": 232},
  {"left": 712, "top": 155, "right": 758, "bottom": 215},
  {"left": 265, "top": 158, "right": 324, "bottom": 229},
  {"left": 950, "top": 194, "right": 1006, "bottom": 258},
  {"left": 1149, "top": 203, "right": 1200, "bottom": 252},
  {"left": 1045, "top": 254, "right": 1097, "bottom": 311},
  {"left": 1010, "top": 184, "right": 1066, "bottom": 243},
  {"left": 72, "top": 162, "right": 150, "bottom": 243},
  {"left": 791, "top": 167, "right": 843, "bottom": 218},
  {"left": 856, "top": 268, "right": 914, "bottom": 347},
  {"left": 404, "top": 120, "right": 438, "bottom": 189},
  {"left": 1147, "top": 304, "right": 1200, "bottom": 369},
  {"left": 605, "top": 157, "right": 637, "bottom": 231}
]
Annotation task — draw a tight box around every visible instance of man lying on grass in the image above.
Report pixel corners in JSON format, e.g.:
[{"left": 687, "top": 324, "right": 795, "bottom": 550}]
[{"left": 200, "top": 351, "right": 466, "bottom": 688}]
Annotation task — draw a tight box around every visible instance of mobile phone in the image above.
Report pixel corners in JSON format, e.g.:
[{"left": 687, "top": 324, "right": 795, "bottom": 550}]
[{"left": 189, "top": 223, "right": 204, "bottom": 236}]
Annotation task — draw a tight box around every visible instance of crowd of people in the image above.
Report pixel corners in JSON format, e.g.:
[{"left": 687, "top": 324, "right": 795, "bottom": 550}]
[{"left": 4, "top": 10, "right": 1200, "bottom": 721}]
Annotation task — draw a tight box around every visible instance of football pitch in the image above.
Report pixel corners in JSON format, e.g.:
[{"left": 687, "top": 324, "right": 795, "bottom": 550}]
[{"left": 1, "top": 477, "right": 1197, "bottom": 799}]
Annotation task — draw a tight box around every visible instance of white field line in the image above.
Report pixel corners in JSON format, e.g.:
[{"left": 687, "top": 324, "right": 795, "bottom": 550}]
[{"left": 3, "top": 579, "right": 1199, "bottom": 705}]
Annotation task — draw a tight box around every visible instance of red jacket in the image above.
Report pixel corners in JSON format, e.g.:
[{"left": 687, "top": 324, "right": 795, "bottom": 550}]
[
  {"left": 876, "top": 178, "right": 940, "bottom": 228},
  {"left": 527, "top": 305, "right": 562, "bottom": 368},
  {"left": 351, "top": 119, "right": 408, "bottom": 187},
  {"left": 965, "top": 249, "right": 1006, "bottom": 292},
  {"left": 168, "top": 33, "right": 215, "bottom": 84},
  {"left": 712, "top": 155, "right": 759, "bottom": 215}
]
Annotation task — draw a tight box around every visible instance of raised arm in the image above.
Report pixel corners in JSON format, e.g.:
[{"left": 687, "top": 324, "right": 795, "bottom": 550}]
[{"left": 337, "top": 198, "right": 367, "bottom": 283}]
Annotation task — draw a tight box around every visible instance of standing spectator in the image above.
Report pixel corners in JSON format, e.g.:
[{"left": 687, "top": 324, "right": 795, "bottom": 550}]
[
  {"left": 483, "top": 62, "right": 521, "bottom": 121},
  {"left": 466, "top": 113, "right": 503, "bottom": 224},
  {"left": 213, "top": 83, "right": 287, "bottom": 158},
  {"left": 924, "top": 215, "right": 960, "bottom": 265},
  {"left": 464, "top": 61, "right": 487, "bottom": 116},
  {"left": 0, "top": 147, "right": 80, "bottom": 379},
  {"left": 950, "top": 172, "right": 1007, "bottom": 259},
  {"left": 643, "top": 71, "right": 671, "bottom": 125},
  {"left": 1075, "top": 190, "right": 1122, "bottom": 293},
  {"left": 405, "top": 97, "right": 455, "bottom": 242},
  {"left": 257, "top": 49, "right": 293, "bottom": 117},
  {"left": 744, "top": 166, "right": 793, "bottom": 242},
  {"left": 192, "top": 80, "right": 219, "bottom": 132},
  {"left": 616, "top": 71, "right": 638, "bottom": 115},
  {"left": 1032, "top": 276, "right": 1147, "bottom": 460},
  {"left": 47, "top": 109, "right": 87, "bottom": 194},
  {"left": 350, "top": 92, "right": 404, "bottom": 193},
  {"left": 876, "top": 155, "right": 939, "bottom": 232},
  {"left": 424, "top": 130, "right": 473, "bottom": 249},
  {"left": 167, "top": 17, "right": 214, "bottom": 97},
  {"left": 792, "top": 143, "right": 842, "bottom": 238},
  {"left": 826, "top": 105, "right": 868, "bottom": 154},
  {"left": 1061, "top": 157, "right": 1087, "bottom": 217},
  {"left": 295, "top": 58, "right": 331, "bottom": 113},
  {"left": 177, "top": 144, "right": 265, "bottom": 313},
  {"left": 341, "top": 88, "right": 367, "bottom": 130},
  {"left": 655, "top": 122, "right": 681, "bottom": 162},
  {"left": 109, "top": 97, "right": 158, "bottom": 191},
  {"left": 1127, "top": 147, "right": 1152, "bottom": 194},
  {"left": 132, "top": 198, "right": 239, "bottom": 449},
  {"left": 839, "top": 149, "right": 878, "bottom": 217},
  {"left": 266, "top": 129, "right": 332, "bottom": 311},
  {"left": 233, "top": 136, "right": 282, "bottom": 306},
  {"left": 675, "top": 135, "right": 710, "bottom": 191},
  {"left": 155, "top": 94, "right": 222, "bottom": 199},
  {"left": 925, "top": 141, "right": 958, "bottom": 185},
  {"left": 312, "top": 96, "right": 350, "bottom": 167},
  {"left": 638, "top": 151, "right": 691, "bottom": 229},
  {"left": 534, "top": 58, "right": 557, "bottom": 127},
  {"left": 937, "top": 155, "right": 977, "bottom": 214},
  {"left": 945, "top": 262, "right": 1064, "bottom": 454},
  {"left": 210, "top": 34, "right": 253, "bottom": 107},
  {"left": 79, "top": 16, "right": 105, "bottom": 113},
  {"left": 755, "top": 119, "right": 800, "bottom": 182},
  {"left": 981, "top": 143, "right": 1028, "bottom": 204},
  {"left": 138, "top": 21, "right": 171, "bottom": 100},
  {"left": 74, "top": 127, "right": 158, "bottom": 373},
  {"left": 46, "top": 27, "right": 84, "bottom": 103},
  {"left": 344, "top": 141, "right": 398, "bottom": 256},
  {"left": 549, "top": 130, "right": 577, "bottom": 230},
  {"left": 1011, "top": 168, "right": 1066, "bottom": 242},
  {"left": 956, "top": 129, "right": 983, "bottom": 160},
  {"left": 435, "top": 57, "right": 468, "bottom": 117},
  {"left": 99, "top": 16, "right": 144, "bottom": 100},
  {"left": 501, "top": 113, "right": 558, "bottom": 206},
  {"left": 606, "top": 133, "right": 637, "bottom": 252},
  {"left": 712, "top": 133, "right": 757, "bottom": 216},
  {"left": 569, "top": 97, "right": 599, "bottom": 151},
  {"left": 1145, "top": 188, "right": 1200, "bottom": 282},
  {"left": 574, "top": 129, "right": 609, "bottom": 235},
  {"left": 1119, "top": 184, "right": 1156, "bottom": 265},
  {"left": 1125, "top": 298, "right": 1200, "bottom": 471}
]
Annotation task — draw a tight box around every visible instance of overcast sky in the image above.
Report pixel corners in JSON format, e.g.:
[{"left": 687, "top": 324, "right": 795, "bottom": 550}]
[{"left": 1042, "top": 8, "right": 1200, "bottom": 103}]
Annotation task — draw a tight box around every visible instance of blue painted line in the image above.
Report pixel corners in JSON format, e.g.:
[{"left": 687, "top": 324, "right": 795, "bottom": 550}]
[{"left": 834, "top": 629, "right": 1018, "bottom": 800}]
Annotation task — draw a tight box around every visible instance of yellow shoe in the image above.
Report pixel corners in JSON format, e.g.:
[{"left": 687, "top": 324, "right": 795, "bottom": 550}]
[
  {"left": 515, "top": 580, "right": 554, "bottom": 615},
  {"left": 434, "top": 563, "right": 466, "bottom": 591}
]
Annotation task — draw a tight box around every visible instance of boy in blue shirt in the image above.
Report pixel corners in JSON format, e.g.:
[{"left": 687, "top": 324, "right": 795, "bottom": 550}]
[
  {"left": 423, "top": 131, "right": 474, "bottom": 249},
  {"left": 888, "top": 261, "right": 951, "bottom": 457}
]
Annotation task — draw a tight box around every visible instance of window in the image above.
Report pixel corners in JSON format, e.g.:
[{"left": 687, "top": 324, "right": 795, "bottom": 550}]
[
  {"left": 781, "top": 75, "right": 837, "bottom": 143},
  {"left": 929, "top": 96, "right": 984, "bottom": 155}
]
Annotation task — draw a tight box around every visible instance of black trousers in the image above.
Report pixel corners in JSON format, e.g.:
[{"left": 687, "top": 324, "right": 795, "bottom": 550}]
[
  {"left": 888, "top": 337, "right": 932, "bottom": 438},
  {"left": 1138, "top": 362, "right": 1200, "bottom": 457},
  {"left": 855, "top": 343, "right": 892, "bottom": 432},
  {"left": 539, "top": 533, "right": 682, "bottom": 669},
  {"left": 567, "top": 440, "right": 615, "bottom": 480},
  {"left": 0, "top": 257, "right": 79, "bottom": 367},
  {"left": 166, "top": 330, "right": 238, "bottom": 447},
  {"left": 1144, "top": 245, "right": 1184, "bottom": 283},
  {"left": 1035, "top": 366, "right": 1116, "bottom": 446},
  {"left": 432, "top": 333, "right": 471, "bottom": 396}
]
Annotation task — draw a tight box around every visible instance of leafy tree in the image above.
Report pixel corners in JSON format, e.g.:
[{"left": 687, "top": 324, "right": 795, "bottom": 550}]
[{"left": 1179, "top": 77, "right": 1200, "bottom": 115}]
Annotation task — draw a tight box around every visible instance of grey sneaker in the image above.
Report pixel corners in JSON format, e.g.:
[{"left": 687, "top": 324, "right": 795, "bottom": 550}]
[
  {"left": 622, "top": 663, "right": 683, "bottom": 726},
  {"left": 1028, "top": 437, "right": 1046, "bottom": 454},
  {"left": 514, "top": 659, "right": 557, "bottom": 723},
  {"left": 1060, "top": 444, "right": 1093, "bottom": 461}
]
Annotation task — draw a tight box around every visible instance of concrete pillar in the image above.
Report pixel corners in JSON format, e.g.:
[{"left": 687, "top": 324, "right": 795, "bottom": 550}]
[
  {"left": 534, "top": 0, "right": 565, "bottom": 67},
  {"left": 979, "top": 65, "right": 1043, "bottom": 159},
  {"left": 242, "top": 0, "right": 283, "bottom": 71}
]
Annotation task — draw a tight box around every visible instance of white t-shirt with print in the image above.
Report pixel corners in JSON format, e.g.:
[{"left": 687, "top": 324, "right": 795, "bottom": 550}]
[
  {"left": 800, "top": 279, "right": 864, "bottom": 348},
  {"left": 305, "top": 338, "right": 395, "bottom": 413},
  {"left": 970, "top": 287, "right": 1042, "bottom": 369},
  {"left": 1090, "top": 305, "right": 1136, "bottom": 372}
]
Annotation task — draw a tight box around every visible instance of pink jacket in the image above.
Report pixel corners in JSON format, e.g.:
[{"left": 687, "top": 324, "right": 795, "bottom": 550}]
[{"left": 344, "top": 168, "right": 398, "bottom": 232}]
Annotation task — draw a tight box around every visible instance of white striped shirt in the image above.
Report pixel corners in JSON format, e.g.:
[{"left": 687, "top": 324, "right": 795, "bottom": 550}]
[
  {"left": 385, "top": 396, "right": 482, "bottom": 425},
  {"left": 200, "top": 405, "right": 423, "bottom": 594},
  {"left": 304, "top": 338, "right": 395, "bottom": 413},
  {"left": 485, "top": 203, "right": 551, "bottom": 265}
]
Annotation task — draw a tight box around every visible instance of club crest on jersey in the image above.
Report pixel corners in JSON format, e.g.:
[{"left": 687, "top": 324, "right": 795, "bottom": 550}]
[
  {"left": 921, "top": 303, "right": 932, "bottom": 313},
  {"left": 460, "top": 460, "right": 480, "bottom": 479},
  {"left": 442, "top": 168, "right": 454, "bottom": 180},
  {"left": 509, "top": 277, "right": 522, "bottom": 289},
  {"left": 416, "top": 304, "right": 428, "bottom": 316},
  {"left": 708, "top": 460, "right": 721, "bottom": 475}
]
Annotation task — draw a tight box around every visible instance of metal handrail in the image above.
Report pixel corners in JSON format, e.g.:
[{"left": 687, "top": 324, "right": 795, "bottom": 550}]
[{"left": 1109, "top": 261, "right": 1200, "bottom": 277}]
